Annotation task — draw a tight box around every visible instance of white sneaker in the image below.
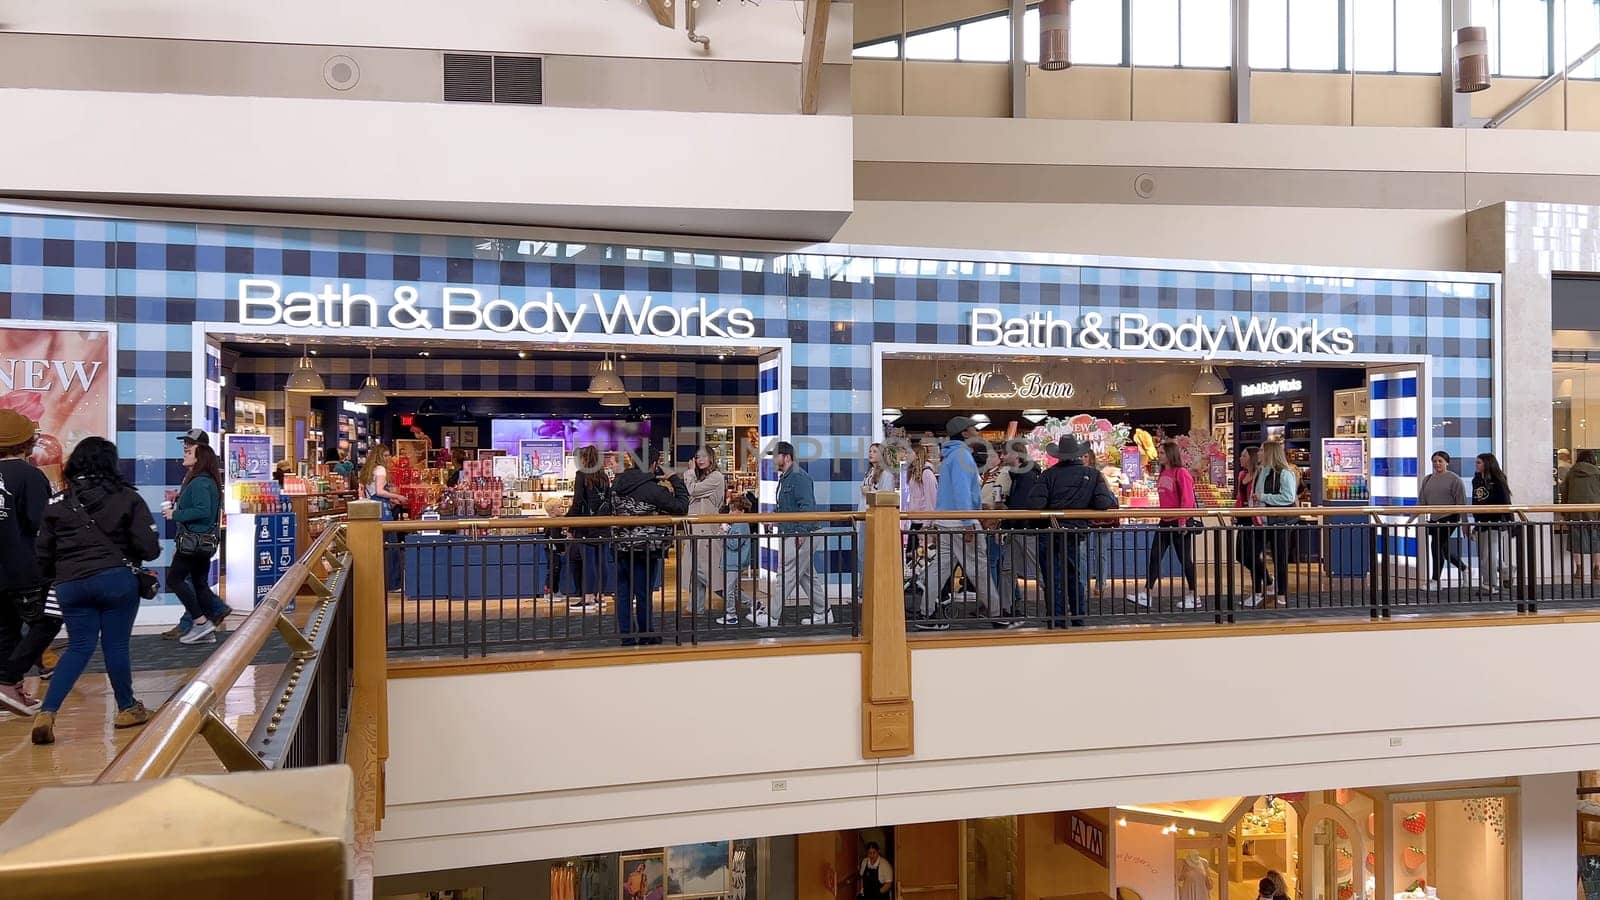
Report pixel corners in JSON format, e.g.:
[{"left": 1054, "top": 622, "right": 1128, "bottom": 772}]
[
  {"left": 802, "top": 610, "right": 835, "bottom": 626},
  {"left": 1126, "top": 591, "right": 1150, "bottom": 607},
  {"left": 751, "top": 605, "right": 773, "bottom": 628},
  {"left": 1178, "top": 593, "right": 1202, "bottom": 610},
  {"left": 719, "top": 611, "right": 741, "bottom": 625},
  {"left": 1244, "top": 593, "right": 1264, "bottom": 607},
  {"left": 179, "top": 621, "right": 217, "bottom": 644}
]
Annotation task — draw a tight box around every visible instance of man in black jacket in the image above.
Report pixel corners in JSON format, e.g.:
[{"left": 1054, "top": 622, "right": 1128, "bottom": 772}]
[
  {"left": 997, "top": 440, "right": 1046, "bottom": 615},
  {"left": 1041, "top": 436, "right": 1119, "bottom": 627}
]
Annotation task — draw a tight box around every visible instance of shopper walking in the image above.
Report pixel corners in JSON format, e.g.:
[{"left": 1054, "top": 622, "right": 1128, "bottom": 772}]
[
  {"left": 1471, "top": 452, "right": 1514, "bottom": 594},
  {"left": 1254, "top": 440, "right": 1298, "bottom": 607},
  {"left": 1561, "top": 449, "right": 1600, "bottom": 582},
  {"left": 1129, "top": 441, "right": 1201, "bottom": 610},
  {"left": 718, "top": 493, "right": 757, "bottom": 624},
  {"left": 168, "top": 430, "right": 231, "bottom": 645},
  {"left": 1233, "top": 447, "right": 1270, "bottom": 604},
  {"left": 0, "top": 411, "right": 59, "bottom": 716},
  {"left": 997, "top": 440, "right": 1045, "bottom": 614},
  {"left": 682, "top": 446, "right": 728, "bottom": 615},
  {"left": 31, "top": 437, "right": 160, "bottom": 744},
  {"left": 1418, "top": 450, "right": 1470, "bottom": 589},
  {"left": 564, "top": 445, "right": 613, "bottom": 611},
  {"left": 914, "top": 417, "right": 1014, "bottom": 629},
  {"left": 611, "top": 452, "right": 689, "bottom": 645},
  {"left": 903, "top": 440, "right": 938, "bottom": 583},
  {"left": 1041, "top": 435, "right": 1119, "bottom": 628},
  {"left": 772, "top": 441, "right": 831, "bottom": 625}
]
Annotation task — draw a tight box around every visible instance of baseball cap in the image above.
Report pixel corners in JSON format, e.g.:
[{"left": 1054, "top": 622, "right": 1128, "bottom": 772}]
[
  {"left": 945, "top": 416, "right": 981, "bottom": 438},
  {"left": 766, "top": 440, "right": 796, "bottom": 458},
  {"left": 179, "top": 428, "right": 211, "bottom": 446}
]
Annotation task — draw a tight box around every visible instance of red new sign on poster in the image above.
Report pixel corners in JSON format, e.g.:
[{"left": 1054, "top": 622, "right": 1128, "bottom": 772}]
[{"left": 0, "top": 324, "right": 114, "bottom": 489}]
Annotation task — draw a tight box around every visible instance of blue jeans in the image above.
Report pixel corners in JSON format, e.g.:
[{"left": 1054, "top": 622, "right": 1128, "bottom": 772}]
[
  {"left": 988, "top": 534, "right": 1022, "bottom": 606},
  {"left": 42, "top": 566, "right": 141, "bottom": 714},
  {"left": 1042, "top": 533, "right": 1088, "bottom": 627},
  {"left": 616, "top": 546, "right": 663, "bottom": 643}
]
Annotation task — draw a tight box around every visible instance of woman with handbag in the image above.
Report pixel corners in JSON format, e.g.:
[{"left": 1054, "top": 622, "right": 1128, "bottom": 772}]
[
  {"left": 1127, "top": 441, "right": 1200, "bottom": 610},
  {"left": 31, "top": 436, "right": 162, "bottom": 745},
  {"left": 610, "top": 451, "right": 689, "bottom": 646},
  {"left": 168, "top": 432, "right": 230, "bottom": 645}
]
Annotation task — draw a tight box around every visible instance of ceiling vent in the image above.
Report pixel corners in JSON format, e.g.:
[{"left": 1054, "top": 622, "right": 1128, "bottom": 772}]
[{"left": 443, "top": 53, "right": 543, "bottom": 105}]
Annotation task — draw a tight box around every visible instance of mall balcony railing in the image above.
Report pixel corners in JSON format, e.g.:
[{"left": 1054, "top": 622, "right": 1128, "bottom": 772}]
[{"left": 0, "top": 519, "right": 385, "bottom": 898}]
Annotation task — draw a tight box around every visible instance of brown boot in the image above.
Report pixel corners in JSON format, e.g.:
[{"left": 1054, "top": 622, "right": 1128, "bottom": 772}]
[
  {"left": 31, "top": 710, "right": 55, "bottom": 745},
  {"left": 114, "top": 701, "right": 152, "bottom": 729}
]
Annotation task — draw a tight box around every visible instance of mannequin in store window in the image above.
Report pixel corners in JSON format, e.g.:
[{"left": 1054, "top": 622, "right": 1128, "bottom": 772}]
[{"left": 1177, "top": 851, "right": 1213, "bottom": 900}]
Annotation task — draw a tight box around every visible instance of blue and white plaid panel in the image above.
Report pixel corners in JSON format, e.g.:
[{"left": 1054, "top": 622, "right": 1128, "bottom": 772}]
[{"left": 1371, "top": 370, "right": 1421, "bottom": 508}]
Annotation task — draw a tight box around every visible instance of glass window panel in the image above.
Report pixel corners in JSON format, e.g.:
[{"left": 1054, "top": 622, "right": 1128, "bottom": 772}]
[
  {"left": 959, "top": 14, "right": 1012, "bottom": 61},
  {"left": 1561, "top": 0, "right": 1600, "bottom": 78},
  {"left": 853, "top": 38, "right": 901, "bottom": 59},
  {"left": 1395, "top": 0, "right": 1444, "bottom": 72},
  {"left": 1024, "top": 7, "right": 1041, "bottom": 62},
  {"left": 1132, "top": 0, "right": 1181, "bottom": 65},
  {"left": 1251, "top": 0, "right": 1289, "bottom": 68},
  {"left": 1072, "top": 0, "right": 1126, "bottom": 64},
  {"left": 1181, "top": 0, "right": 1233, "bottom": 66},
  {"left": 1349, "top": 0, "right": 1397, "bottom": 71},
  {"left": 904, "top": 26, "right": 958, "bottom": 60},
  {"left": 1499, "top": 0, "right": 1550, "bottom": 75},
  {"left": 1290, "top": 0, "right": 1342, "bottom": 69},
  {"left": 1471, "top": 0, "right": 1501, "bottom": 70}
]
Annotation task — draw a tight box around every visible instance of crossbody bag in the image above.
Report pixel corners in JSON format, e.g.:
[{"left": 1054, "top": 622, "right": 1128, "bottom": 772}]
[{"left": 68, "top": 487, "right": 159, "bottom": 599}]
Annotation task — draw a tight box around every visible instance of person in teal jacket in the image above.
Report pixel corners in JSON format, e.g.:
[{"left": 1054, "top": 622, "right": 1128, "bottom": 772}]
[
  {"left": 165, "top": 430, "right": 231, "bottom": 645},
  {"left": 1252, "top": 440, "right": 1299, "bottom": 607}
]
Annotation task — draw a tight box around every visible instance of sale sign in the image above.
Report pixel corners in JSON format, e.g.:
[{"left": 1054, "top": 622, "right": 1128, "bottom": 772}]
[{"left": 0, "top": 325, "right": 113, "bottom": 489}]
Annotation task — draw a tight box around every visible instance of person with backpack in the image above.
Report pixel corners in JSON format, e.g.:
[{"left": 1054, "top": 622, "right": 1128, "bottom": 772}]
[
  {"left": 1254, "top": 440, "right": 1298, "bottom": 607},
  {"left": 1128, "top": 440, "right": 1201, "bottom": 610},
  {"left": 0, "top": 410, "right": 59, "bottom": 716},
  {"left": 1041, "top": 435, "right": 1119, "bottom": 627},
  {"left": 168, "top": 430, "right": 231, "bottom": 645},
  {"left": 1471, "top": 451, "right": 1514, "bottom": 594},
  {"left": 610, "top": 449, "right": 689, "bottom": 645},
  {"left": 564, "top": 444, "right": 613, "bottom": 612},
  {"left": 31, "top": 437, "right": 161, "bottom": 744},
  {"left": 916, "top": 418, "right": 1015, "bottom": 629}
]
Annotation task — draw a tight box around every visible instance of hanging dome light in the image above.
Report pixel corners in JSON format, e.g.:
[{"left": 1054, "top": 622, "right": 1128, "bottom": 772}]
[
  {"left": 453, "top": 403, "right": 475, "bottom": 424},
  {"left": 1022, "top": 408, "right": 1048, "bottom": 424},
  {"left": 285, "top": 346, "right": 325, "bottom": 393},
  {"left": 1191, "top": 365, "right": 1225, "bottom": 396},
  {"left": 985, "top": 363, "right": 1017, "bottom": 397},
  {"left": 881, "top": 407, "right": 903, "bottom": 424},
  {"left": 1102, "top": 381, "right": 1128, "bottom": 409},
  {"left": 417, "top": 398, "right": 438, "bottom": 416},
  {"left": 588, "top": 354, "right": 625, "bottom": 394},
  {"left": 353, "top": 347, "right": 387, "bottom": 405},
  {"left": 923, "top": 375, "right": 953, "bottom": 409},
  {"left": 599, "top": 391, "right": 630, "bottom": 408}
]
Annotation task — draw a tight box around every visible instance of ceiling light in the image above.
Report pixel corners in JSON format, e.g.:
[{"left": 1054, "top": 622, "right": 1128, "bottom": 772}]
[
  {"left": 1192, "top": 365, "right": 1225, "bottom": 396},
  {"left": 417, "top": 399, "right": 438, "bottom": 416},
  {"left": 985, "top": 364, "right": 1016, "bottom": 396},
  {"left": 418, "top": 350, "right": 430, "bottom": 358},
  {"left": 971, "top": 413, "right": 991, "bottom": 427},
  {"left": 285, "top": 347, "right": 325, "bottom": 393},
  {"left": 518, "top": 350, "right": 528, "bottom": 359},
  {"left": 453, "top": 403, "right": 475, "bottom": 424},
  {"left": 923, "top": 374, "right": 953, "bottom": 409},
  {"left": 588, "top": 355, "right": 625, "bottom": 394},
  {"left": 353, "top": 347, "right": 387, "bottom": 405},
  {"left": 1022, "top": 408, "right": 1048, "bottom": 424},
  {"left": 1102, "top": 381, "right": 1128, "bottom": 409},
  {"left": 882, "top": 407, "right": 902, "bottom": 424},
  {"left": 599, "top": 391, "right": 630, "bottom": 408}
]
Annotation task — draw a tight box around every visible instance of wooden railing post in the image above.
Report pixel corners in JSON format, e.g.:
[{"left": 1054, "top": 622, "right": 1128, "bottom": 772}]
[
  {"left": 861, "top": 491, "right": 913, "bottom": 758},
  {"left": 346, "top": 501, "right": 388, "bottom": 837}
]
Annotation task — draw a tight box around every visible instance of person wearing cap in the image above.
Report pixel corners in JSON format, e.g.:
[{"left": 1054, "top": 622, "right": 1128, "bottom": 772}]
[
  {"left": 167, "top": 429, "right": 231, "bottom": 645},
  {"left": 915, "top": 417, "right": 1015, "bottom": 629},
  {"left": 771, "top": 441, "right": 830, "bottom": 626},
  {"left": 0, "top": 410, "right": 59, "bottom": 716},
  {"left": 1041, "top": 434, "right": 1119, "bottom": 627}
]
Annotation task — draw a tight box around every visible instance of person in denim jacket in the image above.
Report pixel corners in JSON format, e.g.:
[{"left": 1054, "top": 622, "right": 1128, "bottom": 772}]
[{"left": 770, "top": 441, "right": 829, "bottom": 625}]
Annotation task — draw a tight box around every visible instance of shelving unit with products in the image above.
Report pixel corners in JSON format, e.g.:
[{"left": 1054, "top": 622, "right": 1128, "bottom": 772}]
[
  {"left": 1236, "top": 398, "right": 1313, "bottom": 470},
  {"left": 702, "top": 405, "right": 761, "bottom": 501}
]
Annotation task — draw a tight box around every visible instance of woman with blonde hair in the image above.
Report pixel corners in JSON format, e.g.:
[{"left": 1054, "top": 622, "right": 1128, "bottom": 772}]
[
  {"left": 360, "top": 445, "right": 406, "bottom": 520},
  {"left": 1254, "top": 440, "right": 1298, "bottom": 607}
]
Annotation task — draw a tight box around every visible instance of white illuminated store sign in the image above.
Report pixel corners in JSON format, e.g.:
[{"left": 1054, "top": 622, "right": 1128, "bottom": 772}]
[
  {"left": 968, "top": 309, "right": 1355, "bottom": 359},
  {"left": 957, "top": 371, "right": 1075, "bottom": 401},
  {"left": 237, "top": 279, "right": 757, "bottom": 342}
]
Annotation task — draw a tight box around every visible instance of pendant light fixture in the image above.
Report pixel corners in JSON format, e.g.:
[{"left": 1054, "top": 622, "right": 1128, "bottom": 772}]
[
  {"left": 453, "top": 403, "right": 476, "bottom": 425},
  {"left": 599, "top": 391, "right": 630, "bottom": 408},
  {"left": 353, "top": 346, "right": 387, "bottom": 405},
  {"left": 285, "top": 344, "right": 325, "bottom": 393},
  {"left": 588, "top": 353, "right": 625, "bottom": 395},
  {"left": 1191, "top": 365, "right": 1226, "bottom": 396},
  {"left": 1102, "top": 381, "right": 1128, "bottom": 409},
  {"left": 923, "top": 364, "right": 952, "bottom": 409},
  {"left": 985, "top": 363, "right": 1017, "bottom": 397},
  {"left": 1022, "top": 409, "right": 1048, "bottom": 424},
  {"left": 417, "top": 398, "right": 438, "bottom": 416},
  {"left": 881, "top": 408, "right": 903, "bottom": 425}
]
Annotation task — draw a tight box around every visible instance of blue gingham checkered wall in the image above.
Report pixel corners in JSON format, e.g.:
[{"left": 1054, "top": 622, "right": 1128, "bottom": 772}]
[{"left": 0, "top": 213, "right": 1496, "bottom": 579}]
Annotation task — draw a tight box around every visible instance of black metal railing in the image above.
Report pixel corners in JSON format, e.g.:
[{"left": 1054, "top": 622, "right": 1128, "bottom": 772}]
[{"left": 384, "top": 514, "right": 861, "bottom": 657}]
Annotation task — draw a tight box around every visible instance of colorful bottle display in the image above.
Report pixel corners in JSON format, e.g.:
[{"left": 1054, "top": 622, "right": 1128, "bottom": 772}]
[{"left": 1324, "top": 473, "right": 1369, "bottom": 502}]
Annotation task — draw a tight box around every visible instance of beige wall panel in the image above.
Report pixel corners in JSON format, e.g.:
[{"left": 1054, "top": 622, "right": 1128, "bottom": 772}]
[
  {"left": 837, "top": 200, "right": 1466, "bottom": 270},
  {"left": 1465, "top": 127, "right": 1600, "bottom": 177},
  {"left": 1026, "top": 65, "right": 1133, "bottom": 121},
  {"left": 854, "top": 0, "right": 905, "bottom": 43},
  {"left": 903, "top": 61, "right": 1010, "bottom": 118},
  {"left": 903, "top": 0, "right": 1008, "bottom": 32},
  {"left": 1470, "top": 76, "right": 1565, "bottom": 129},
  {"left": 1252, "top": 71, "right": 1354, "bottom": 126},
  {"left": 1568, "top": 80, "right": 1600, "bottom": 131},
  {"left": 1354, "top": 73, "right": 1441, "bottom": 127},
  {"left": 1131, "top": 67, "right": 1231, "bottom": 123},
  {"left": 852, "top": 60, "right": 903, "bottom": 115}
]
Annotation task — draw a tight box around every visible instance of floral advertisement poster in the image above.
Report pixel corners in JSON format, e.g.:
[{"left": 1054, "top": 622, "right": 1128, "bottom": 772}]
[{"left": 0, "top": 323, "right": 114, "bottom": 489}]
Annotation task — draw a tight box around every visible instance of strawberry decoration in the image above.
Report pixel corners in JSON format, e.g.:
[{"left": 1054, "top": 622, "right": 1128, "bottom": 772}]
[
  {"left": 1403, "top": 811, "right": 1427, "bottom": 835},
  {"left": 1365, "top": 851, "right": 1377, "bottom": 872},
  {"left": 1336, "top": 823, "right": 1349, "bottom": 839},
  {"left": 1338, "top": 882, "right": 1354, "bottom": 900},
  {"left": 1403, "top": 845, "right": 1428, "bottom": 871}
]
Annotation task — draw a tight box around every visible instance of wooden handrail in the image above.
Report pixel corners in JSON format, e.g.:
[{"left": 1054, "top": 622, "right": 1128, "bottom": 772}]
[
  {"left": 380, "top": 510, "right": 861, "bottom": 532},
  {"left": 97, "top": 523, "right": 348, "bottom": 783}
]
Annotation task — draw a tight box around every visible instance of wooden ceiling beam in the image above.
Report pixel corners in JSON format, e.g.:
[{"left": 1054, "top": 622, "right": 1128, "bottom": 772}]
[{"left": 800, "top": 0, "right": 831, "bottom": 114}]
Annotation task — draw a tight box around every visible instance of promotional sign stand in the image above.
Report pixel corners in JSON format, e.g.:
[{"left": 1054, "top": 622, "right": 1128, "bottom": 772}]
[{"left": 221, "top": 434, "right": 298, "bottom": 610}]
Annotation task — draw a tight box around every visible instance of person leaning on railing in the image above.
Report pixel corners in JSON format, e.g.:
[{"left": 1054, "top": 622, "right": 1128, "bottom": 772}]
[{"left": 611, "top": 451, "right": 689, "bottom": 645}]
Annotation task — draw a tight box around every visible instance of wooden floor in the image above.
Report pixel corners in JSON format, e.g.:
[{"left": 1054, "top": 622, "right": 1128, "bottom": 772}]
[{"left": 0, "top": 663, "right": 284, "bottom": 824}]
